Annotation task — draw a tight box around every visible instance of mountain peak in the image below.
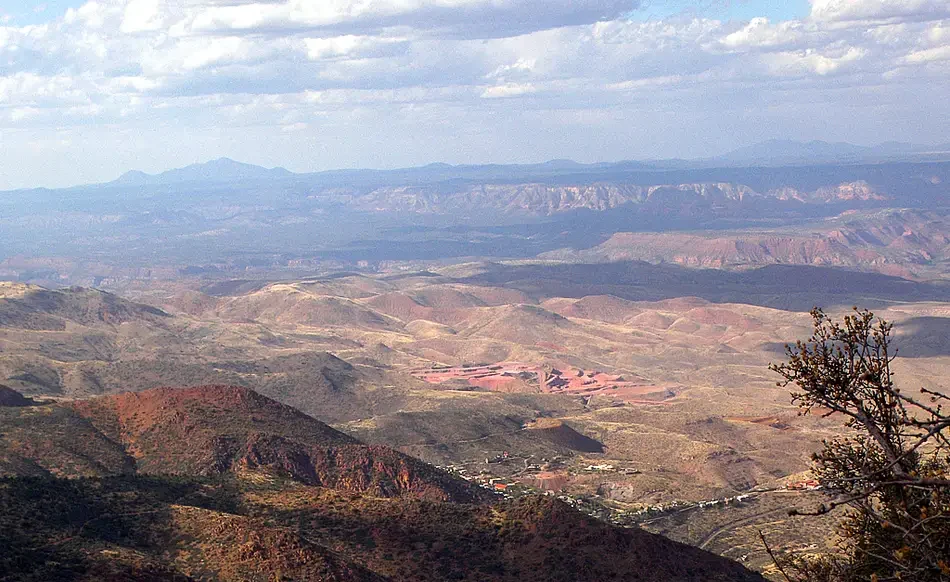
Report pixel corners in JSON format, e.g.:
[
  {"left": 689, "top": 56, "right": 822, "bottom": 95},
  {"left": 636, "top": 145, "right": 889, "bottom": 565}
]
[
  {"left": 110, "top": 158, "right": 295, "bottom": 186},
  {"left": 204, "top": 156, "right": 254, "bottom": 169},
  {"left": 113, "top": 169, "right": 149, "bottom": 184}
]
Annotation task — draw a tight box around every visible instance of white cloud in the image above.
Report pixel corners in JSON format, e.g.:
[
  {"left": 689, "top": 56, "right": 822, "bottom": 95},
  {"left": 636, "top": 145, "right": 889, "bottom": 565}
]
[
  {"left": 925, "top": 22, "right": 950, "bottom": 44},
  {"left": 863, "top": 23, "right": 909, "bottom": 46},
  {"left": 121, "top": 0, "right": 166, "bottom": 33},
  {"left": 810, "top": 0, "right": 950, "bottom": 24},
  {"left": 64, "top": 1, "right": 110, "bottom": 29},
  {"left": 904, "top": 45, "right": 950, "bottom": 63},
  {"left": 9, "top": 106, "right": 40, "bottom": 122},
  {"left": 606, "top": 74, "right": 685, "bottom": 91},
  {"left": 718, "top": 17, "right": 806, "bottom": 50},
  {"left": 761, "top": 45, "right": 868, "bottom": 76},
  {"left": 480, "top": 82, "right": 536, "bottom": 98},
  {"left": 486, "top": 58, "right": 535, "bottom": 80},
  {"left": 303, "top": 35, "right": 407, "bottom": 59},
  {"left": 0, "top": 0, "right": 949, "bottom": 189},
  {"left": 181, "top": 36, "right": 248, "bottom": 70}
]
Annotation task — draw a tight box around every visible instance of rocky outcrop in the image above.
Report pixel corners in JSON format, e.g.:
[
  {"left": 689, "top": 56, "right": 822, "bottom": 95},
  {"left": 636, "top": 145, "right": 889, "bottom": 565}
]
[{"left": 327, "top": 181, "right": 886, "bottom": 215}]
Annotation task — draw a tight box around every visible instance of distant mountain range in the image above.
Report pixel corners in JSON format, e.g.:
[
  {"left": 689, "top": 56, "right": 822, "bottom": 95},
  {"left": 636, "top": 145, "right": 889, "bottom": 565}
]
[
  {"left": 81, "top": 140, "right": 949, "bottom": 191},
  {"left": 713, "top": 139, "right": 950, "bottom": 166},
  {"left": 1, "top": 140, "right": 946, "bottom": 195},
  {"left": 99, "top": 157, "right": 650, "bottom": 191},
  {"left": 3, "top": 141, "right": 950, "bottom": 277}
]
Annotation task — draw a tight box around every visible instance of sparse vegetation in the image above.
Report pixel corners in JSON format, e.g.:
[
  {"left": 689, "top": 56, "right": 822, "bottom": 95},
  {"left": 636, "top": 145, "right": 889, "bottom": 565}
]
[
  {"left": 0, "top": 386, "right": 766, "bottom": 581},
  {"left": 769, "top": 308, "right": 950, "bottom": 582},
  {"left": 9, "top": 272, "right": 950, "bottom": 575}
]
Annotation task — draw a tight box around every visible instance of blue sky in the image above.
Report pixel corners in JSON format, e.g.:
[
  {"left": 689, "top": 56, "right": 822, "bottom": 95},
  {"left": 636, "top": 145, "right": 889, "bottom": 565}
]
[
  {"left": 0, "top": 0, "right": 82, "bottom": 24},
  {"left": 0, "top": 0, "right": 812, "bottom": 25},
  {"left": 634, "top": 0, "right": 810, "bottom": 22},
  {"left": 1, "top": 0, "right": 949, "bottom": 189}
]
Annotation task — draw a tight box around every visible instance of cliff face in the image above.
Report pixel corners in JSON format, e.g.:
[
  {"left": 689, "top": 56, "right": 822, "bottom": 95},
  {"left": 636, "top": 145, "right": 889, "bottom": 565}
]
[
  {"left": 542, "top": 208, "right": 950, "bottom": 279},
  {"left": 340, "top": 180, "right": 882, "bottom": 215}
]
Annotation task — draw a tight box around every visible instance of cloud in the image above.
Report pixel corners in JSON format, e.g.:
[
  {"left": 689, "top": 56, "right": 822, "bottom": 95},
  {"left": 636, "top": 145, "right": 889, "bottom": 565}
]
[
  {"left": 176, "top": 0, "right": 644, "bottom": 39},
  {"left": 0, "top": 0, "right": 949, "bottom": 189},
  {"left": 481, "top": 82, "right": 536, "bottom": 98},
  {"left": 121, "top": 0, "right": 166, "bottom": 33},
  {"left": 810, "top": 0, "right": 950, "bottom": 24},
  {"left": 303, "top": 35, "right": 408, "bottom": 59},
  {"left": 760, "top": 45, "right": 867, "bottom": 76},
  {"left": 718, "top": 17, "right": 806, "bottom": 50},
  {"left": 904, "top": 45, "right": 950, "bottom": 63}
]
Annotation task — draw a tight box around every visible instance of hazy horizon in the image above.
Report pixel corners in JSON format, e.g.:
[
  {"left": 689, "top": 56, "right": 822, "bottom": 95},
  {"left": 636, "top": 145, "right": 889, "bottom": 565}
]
[{"left": 6, "top": 136, "right": 950, "bottom": 192}]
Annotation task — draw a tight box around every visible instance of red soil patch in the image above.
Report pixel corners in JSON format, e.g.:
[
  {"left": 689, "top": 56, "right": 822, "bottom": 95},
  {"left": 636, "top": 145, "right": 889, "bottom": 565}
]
[
  {"left": 409, "top": 363, "right": 674, "bottom": 403},
  {"left": 468, "top": 375, "right": 525, "bottom": 393},
  {"left": 520, "top": 471, "right": 570, "bottom": 491}
]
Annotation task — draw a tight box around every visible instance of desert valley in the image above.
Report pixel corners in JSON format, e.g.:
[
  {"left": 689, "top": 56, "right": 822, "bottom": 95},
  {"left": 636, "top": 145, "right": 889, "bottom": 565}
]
[{"left": 2, "top": 145, "right": 950, "bottom": 579}]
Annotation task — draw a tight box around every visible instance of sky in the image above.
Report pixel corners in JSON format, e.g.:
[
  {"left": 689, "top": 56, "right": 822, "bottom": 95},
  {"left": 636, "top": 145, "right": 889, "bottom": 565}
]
[{"left": 0, "top": 0, "right": 949, "bottom": 189}]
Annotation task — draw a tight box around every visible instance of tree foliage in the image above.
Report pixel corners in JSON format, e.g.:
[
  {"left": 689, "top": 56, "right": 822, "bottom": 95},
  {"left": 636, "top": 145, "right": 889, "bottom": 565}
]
[{"left": 769, "top": 308, "right": 950, "bottom": 582}]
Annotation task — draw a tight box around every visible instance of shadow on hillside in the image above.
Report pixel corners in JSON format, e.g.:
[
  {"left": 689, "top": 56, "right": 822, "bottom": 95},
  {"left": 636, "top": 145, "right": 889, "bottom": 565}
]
[
  {"left": 895, "top": 317, "right": 950, "bottom": 358},
  {"left": 453, "top": 262, "right": 950, "bottom": 312},
  {"left": 758, "top": 316, "right": 950, "bottom": 359}
]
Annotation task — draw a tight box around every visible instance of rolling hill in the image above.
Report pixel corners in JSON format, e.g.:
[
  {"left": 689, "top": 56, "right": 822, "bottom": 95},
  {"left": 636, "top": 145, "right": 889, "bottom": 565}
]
[
  {"left": 7, "top": 268, "right": 950, "bottom": 576},
  {"left": 0, "top": 283, "right": 421, "bottom": 424}
]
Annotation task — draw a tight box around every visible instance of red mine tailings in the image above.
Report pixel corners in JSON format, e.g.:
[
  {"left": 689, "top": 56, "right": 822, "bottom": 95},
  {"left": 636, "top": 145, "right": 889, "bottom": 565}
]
[
  {"left": 468, "top": 375, "right": 528, "bottom": 393},
  {"left": 67, "top": 385, "right": 488, "bottom": 503},
  {"left": 525, "top": 419, "right": 605, "bottom": 453},
  {"left": 521, "top": 471, "right": 570, "bottom": 491}
]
